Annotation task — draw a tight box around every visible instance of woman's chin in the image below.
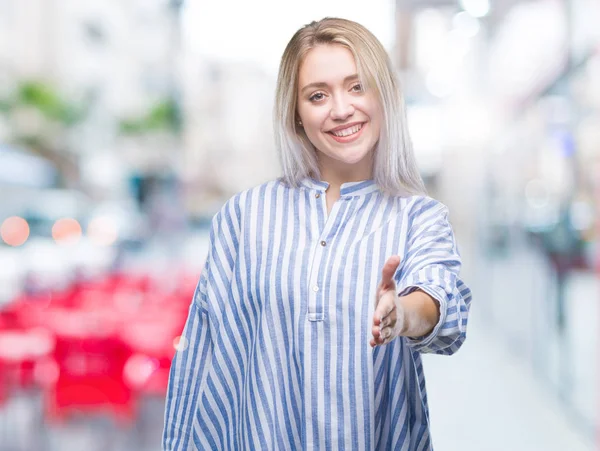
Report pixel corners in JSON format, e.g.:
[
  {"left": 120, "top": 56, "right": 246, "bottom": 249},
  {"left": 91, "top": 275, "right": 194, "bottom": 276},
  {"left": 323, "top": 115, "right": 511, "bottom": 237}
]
[{"left": 334, "top": 150, "right": 372, "bottom": 167}]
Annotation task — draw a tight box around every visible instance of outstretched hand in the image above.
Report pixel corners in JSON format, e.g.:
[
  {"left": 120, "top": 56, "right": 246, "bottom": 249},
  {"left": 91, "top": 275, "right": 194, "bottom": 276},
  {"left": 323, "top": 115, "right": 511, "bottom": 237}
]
[{"left": 371, "top": 255, "right": 405, "bottom": 347}]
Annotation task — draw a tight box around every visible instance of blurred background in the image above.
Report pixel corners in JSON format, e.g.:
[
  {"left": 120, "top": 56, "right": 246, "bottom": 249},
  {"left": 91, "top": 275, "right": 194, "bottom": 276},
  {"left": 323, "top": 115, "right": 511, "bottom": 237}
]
[{"left": 0, "top": 0, "right": 598, "bottom": 449}]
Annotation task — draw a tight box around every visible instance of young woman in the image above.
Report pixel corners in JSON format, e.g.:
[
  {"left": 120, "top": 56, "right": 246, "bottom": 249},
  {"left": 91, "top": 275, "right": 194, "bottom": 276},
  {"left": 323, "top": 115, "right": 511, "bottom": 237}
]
[{"left": 163, "top": 17, "right": 472, "bottom": 451}]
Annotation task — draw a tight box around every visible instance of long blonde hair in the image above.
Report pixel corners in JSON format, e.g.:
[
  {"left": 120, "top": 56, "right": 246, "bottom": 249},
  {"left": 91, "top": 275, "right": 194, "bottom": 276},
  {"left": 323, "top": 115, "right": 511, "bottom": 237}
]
[{"left": 273, "top": 17, "right": 426, "bottom": 196}]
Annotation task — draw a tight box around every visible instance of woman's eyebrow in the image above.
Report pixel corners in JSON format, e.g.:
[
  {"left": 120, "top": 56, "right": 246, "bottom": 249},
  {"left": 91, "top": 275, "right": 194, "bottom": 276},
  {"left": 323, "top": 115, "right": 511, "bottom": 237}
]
[{"left": 300, "top": 74, "right": 360, "bottom": 94}]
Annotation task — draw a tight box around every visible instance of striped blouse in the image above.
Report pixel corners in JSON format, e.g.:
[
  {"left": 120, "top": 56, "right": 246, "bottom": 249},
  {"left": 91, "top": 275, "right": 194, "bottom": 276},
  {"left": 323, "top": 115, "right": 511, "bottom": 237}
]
[{"left": 162, "top": 177, "right": 472, "bottom": 450}]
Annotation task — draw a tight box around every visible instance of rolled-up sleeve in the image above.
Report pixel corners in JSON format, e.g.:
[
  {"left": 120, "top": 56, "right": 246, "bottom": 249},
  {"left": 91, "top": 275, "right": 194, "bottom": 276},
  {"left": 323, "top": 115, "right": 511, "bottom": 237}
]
[{"left": 397, "top": 198, "right": 472, "bottom": 355}]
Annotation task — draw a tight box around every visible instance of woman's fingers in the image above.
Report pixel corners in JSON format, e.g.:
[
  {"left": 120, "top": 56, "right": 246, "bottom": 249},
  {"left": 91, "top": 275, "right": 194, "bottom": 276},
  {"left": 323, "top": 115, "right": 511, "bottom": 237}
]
[
  {"left": 371, "top": 256, "right": 401, "bottom": 348},
  {"left": 378, "top": 255, "right": 401, "bottom": 291},
  {"left": 372, "top": 299, "right": 396, "bottom": 347},
  {"left": 379, "top": 327, "right": 391, "bottom": 340},
  {"left": 374, "top": 292, "right": 396, "bottom": 324},
  {"left": 370, "top": 326, "right": 393, "bottom": 347},
  {"left": 380, "top": 316, "right": 393, "bottom": 328},
  {"left": 372, "top": 315, "right": 394, "bottom": 335}
]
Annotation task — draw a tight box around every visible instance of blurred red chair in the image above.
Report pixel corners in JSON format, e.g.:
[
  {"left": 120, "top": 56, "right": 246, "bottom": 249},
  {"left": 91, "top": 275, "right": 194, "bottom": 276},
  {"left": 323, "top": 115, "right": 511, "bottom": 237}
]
[
  {"left": 43, "top": 310, "right": 135, "bottom": 425},
  {"left": 0, "top": 327, "right": 55, "bottom": 391},
  {"left": 120, "top": 311, "right": 183, "bottom": 396}
]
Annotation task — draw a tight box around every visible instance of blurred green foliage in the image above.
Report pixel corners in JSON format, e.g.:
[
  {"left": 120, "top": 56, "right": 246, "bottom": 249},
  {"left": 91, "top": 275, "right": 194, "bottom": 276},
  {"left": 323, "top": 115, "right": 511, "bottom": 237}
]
[
  {"left": 0, "top": 80, "right": 85, "bottom": 126},
  {"left": 0, "top": 80, "right": 85, "bottom": 184},
  {"left": 119, "top": 98, "right": 181, "bottom": 135},
  {"left": 18, "top": 81, "right": 84, "bottom": 125}
]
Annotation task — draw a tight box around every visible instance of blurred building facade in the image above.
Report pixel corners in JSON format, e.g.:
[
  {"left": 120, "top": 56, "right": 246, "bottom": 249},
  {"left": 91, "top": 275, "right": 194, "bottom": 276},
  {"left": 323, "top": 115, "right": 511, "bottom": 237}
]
[
  {"left": 180, "top": 59, "right": 279, "bottom": 215},
  {"left": 0, "top": 0, "right": 184, "bottom": 197}
]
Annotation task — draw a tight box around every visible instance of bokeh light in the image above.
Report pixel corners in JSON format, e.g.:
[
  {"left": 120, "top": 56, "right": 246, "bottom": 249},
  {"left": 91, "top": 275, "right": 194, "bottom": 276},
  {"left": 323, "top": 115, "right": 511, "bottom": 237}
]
[
  {"left": 124, "top": 354, "right": 159, "bottom": 388},
  {"left": 87, "top": 216, "right": 119, "bottom": 246},
  {"left": 173, "top": 335, "right": 188, "bottom": 351},
  {"left": 1, "top": 216, "right": 30, "bottom": 246},
  {"left": 459, "top": 0, "right": 490, "bottom": 18},
  {"left": 52, "top": 218, "right": 82, "bottom": 244}
]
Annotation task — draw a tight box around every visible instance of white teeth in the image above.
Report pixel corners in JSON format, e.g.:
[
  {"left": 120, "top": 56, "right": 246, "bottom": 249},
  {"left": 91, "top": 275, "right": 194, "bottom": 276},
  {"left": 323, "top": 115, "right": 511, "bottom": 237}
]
[{"left": 331, "top": 123, "right": 363, "bottom": 137}]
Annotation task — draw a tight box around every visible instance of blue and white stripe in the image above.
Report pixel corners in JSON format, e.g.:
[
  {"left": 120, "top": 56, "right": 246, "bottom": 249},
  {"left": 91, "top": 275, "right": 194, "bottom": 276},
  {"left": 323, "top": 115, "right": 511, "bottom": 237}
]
[{"left": 163, "top": 177, "right": 472, "bottom": 450}]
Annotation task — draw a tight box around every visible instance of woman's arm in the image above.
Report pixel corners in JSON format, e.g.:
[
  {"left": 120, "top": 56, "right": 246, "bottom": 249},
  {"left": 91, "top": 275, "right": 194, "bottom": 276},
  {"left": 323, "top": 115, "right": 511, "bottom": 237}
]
[
  {"left": 162, "top": 294, "right": 213, "bottom": 450},
  {"left": 162, "top": 194, "right": 241, "bottom": 450},
  {"left": 398, "top": 288, "right": 440, "bottom": 338},
  {"left": 397, "top": 198, "right": 472, "bottom": 355}
]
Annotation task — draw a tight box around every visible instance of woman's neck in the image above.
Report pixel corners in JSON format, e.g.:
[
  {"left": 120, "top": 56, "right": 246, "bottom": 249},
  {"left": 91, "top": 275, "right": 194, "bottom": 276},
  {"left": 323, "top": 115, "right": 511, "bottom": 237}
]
[{"left": 318, "top": 159, "right": 373, "bottom": 192}]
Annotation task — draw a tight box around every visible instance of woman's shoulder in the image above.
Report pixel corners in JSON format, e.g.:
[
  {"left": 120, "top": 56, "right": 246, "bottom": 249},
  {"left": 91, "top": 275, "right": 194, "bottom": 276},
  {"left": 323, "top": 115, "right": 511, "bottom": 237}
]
[
  {"left": 397, "top": 194, "right": 449, "bottom": 220},
  {"left": 216, "top": 178, "right": 288, "bottom": 217},
  {"left": 224, "top": 178, "right": 287, "bottom": 205},
  {"left": 239, "top": 178, "right": 288, "bottom": 197}
]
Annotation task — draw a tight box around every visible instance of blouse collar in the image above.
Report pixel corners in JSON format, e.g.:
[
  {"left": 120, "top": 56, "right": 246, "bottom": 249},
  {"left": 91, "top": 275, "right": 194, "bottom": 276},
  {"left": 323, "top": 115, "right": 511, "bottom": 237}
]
[{"left": 300, "top": 177, "right": 379, "bottom": 197}]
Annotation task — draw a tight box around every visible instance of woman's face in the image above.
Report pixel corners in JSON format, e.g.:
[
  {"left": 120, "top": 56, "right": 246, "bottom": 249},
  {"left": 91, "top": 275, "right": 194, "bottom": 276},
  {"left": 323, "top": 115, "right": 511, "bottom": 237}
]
[{"left": 296, "top": 44, "right": 382, "bottom": 179}]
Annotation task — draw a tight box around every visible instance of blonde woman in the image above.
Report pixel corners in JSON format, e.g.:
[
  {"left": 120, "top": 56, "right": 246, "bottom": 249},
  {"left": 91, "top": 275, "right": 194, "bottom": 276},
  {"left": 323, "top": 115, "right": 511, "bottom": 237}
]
[{"left": 163, "top": 17, "right": 472, "bottom": 450}]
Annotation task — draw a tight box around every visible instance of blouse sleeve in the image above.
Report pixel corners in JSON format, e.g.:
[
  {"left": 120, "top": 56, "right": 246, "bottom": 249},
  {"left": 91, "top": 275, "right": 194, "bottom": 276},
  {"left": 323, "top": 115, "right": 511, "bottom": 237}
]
[
  {"left": 162, "top": 196, "right": 241, "bottom": 450},
  {"left": 396, "top": 197, "right": 473, "bottom": 355}
]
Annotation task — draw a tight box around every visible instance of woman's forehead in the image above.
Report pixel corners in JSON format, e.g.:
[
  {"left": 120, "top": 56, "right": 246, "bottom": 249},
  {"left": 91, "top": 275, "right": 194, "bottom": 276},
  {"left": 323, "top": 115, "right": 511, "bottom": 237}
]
[{"left": 298, "top": 44, "right": 358, "bottom": 85}]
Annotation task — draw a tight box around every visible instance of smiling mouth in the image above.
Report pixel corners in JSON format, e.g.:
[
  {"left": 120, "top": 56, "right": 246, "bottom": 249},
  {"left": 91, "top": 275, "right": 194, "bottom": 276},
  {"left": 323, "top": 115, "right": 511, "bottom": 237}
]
[{"left": 328, "top": 123, "right": 364, "bottom": 138}]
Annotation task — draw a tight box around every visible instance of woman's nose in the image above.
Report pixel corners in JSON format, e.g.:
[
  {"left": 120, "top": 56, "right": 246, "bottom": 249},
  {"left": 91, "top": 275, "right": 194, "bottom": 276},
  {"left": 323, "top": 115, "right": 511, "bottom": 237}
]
[{"left": 329, "top": 95, "right": 355, "bottom": 121}]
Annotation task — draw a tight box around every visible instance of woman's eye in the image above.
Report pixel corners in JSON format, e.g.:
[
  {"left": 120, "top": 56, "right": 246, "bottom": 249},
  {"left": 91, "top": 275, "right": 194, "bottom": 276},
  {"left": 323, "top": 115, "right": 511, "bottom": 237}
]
[
  {"left": 351, "top": 83, "right": 363, "bottom": 92},
  {"left": 309, "top": 92, "right": 325, "bottom": 102}
]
